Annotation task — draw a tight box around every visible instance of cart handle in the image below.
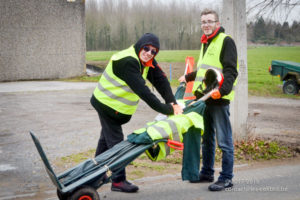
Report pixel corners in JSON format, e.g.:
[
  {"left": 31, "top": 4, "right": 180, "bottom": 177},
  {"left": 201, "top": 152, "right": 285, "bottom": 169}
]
[
  {"left": 167, "top": 139, "right": 184, "bottom": 150},
  {"left": 187, "top": 87, "right": 218, "bottom": 107}
]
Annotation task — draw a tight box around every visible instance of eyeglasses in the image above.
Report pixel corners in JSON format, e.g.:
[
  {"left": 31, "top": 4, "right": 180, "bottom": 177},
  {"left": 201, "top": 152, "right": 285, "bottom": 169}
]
[
  {"left": 143, "top": 46, "right": 157, "bottom": 56},
  {"left": 201, "top": 21, "right": 217, "bottom": 26}
]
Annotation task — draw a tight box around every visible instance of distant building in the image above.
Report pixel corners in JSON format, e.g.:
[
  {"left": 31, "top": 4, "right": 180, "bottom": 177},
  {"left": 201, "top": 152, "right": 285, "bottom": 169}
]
[{"left": 0, "top": 0, "right": 86, "bottom": 81}]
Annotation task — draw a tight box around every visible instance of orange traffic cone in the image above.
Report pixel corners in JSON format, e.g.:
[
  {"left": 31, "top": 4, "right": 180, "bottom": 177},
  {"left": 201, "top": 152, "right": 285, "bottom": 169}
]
[{"left": 183, "top": 57, "right": 196, "bottom": 100}]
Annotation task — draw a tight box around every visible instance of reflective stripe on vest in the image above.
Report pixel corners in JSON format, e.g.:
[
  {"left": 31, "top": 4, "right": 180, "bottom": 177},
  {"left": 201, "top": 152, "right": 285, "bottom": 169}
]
[
  {"left": 151, "top": 124, "right": 169, "bottom": 139},
  {"left": 101, "top": 70, "right": 135, "bottom": 94},
  {"left": 97, "top": 83, "right": 138, "bottom": 106},
  {"left": 134, "top": 111, "right": 204, "bottom": 140},
  {"left": 165, "top": 119, "right": 180, "bottom": 142},
  {"left": 93, "top": 46, "right": 150, "bottom": 115},
  {"left": 134, "top": 111, "right": 204, "bottom": 161},
  {"left": 193, "top": 33, "right": 239, "bottom": 101}
]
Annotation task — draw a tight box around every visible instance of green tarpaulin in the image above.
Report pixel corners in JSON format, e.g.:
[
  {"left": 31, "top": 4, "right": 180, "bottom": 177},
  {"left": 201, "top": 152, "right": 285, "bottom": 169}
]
[{"left": 60, "top": 83, "right": 205, "bottom": 184}]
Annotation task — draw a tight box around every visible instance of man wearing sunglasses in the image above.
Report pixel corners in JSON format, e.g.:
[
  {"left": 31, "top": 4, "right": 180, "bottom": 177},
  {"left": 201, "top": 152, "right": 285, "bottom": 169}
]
[
  {"left": 179, "top": 9, "right": 238, "bottom": 191},
  {"left": 91, "top": 33, "right": 182, "bottom": 193}
]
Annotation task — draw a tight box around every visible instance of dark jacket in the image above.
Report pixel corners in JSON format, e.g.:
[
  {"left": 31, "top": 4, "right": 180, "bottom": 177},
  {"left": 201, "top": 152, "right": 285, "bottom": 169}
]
[
  {"left": 185, "top": 27, "right": 238, "bottom": 105},
  {"left": 91, "top": 33, "right": 175, "bottom": 121}
]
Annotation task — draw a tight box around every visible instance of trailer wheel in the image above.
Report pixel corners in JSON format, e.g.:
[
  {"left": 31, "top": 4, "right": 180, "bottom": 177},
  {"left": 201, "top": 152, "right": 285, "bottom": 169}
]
[
  {"left": 69, "top": 186, "right": 100, "bottom": 200},
  {"left": 283, "top": 80, "right": 299, "bottom": 95},
  {"left": 57, "top": 189, "right": 69, "bottom": 200}
]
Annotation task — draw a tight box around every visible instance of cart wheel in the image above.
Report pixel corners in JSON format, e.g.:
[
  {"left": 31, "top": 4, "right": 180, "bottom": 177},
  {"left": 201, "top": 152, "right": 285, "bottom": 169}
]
[
  {"left": 69, "top": 186, "right": 100, "bottom": 200},
  {"left": 283, "top": 80, "right": 299, "bottom": 95},
  {"left": 57, "top": 189, "right": 69, "bottom": 200}
]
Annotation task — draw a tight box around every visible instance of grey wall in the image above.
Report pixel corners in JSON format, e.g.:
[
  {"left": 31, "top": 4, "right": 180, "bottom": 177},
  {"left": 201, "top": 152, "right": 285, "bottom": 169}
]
[{"left": 0, "top": 0, "right": 86, "bottom": 81}]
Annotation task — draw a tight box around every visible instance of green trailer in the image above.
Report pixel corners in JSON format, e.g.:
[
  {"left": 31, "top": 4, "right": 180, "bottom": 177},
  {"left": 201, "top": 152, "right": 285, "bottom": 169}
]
[{"left": 269, "top": 60, "right": 300, "bottom": 95}]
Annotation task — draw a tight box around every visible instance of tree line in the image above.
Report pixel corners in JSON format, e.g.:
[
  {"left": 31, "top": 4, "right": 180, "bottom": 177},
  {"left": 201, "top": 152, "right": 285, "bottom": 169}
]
[
  {"left": 86, "top": 0, "right": 300, "bottom": 51},
  {"left": 248, "top": 16, "right": 300, "bottom": 44}
]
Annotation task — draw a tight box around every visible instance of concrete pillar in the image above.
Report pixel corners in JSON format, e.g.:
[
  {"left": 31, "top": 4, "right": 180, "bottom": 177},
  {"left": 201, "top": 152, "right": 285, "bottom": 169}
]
[
  {"left": 221, "top": 0, "right": 248, "bottom": 138},
  {"left": 0, "top": 0, "right": 86, "bottom": 81}
]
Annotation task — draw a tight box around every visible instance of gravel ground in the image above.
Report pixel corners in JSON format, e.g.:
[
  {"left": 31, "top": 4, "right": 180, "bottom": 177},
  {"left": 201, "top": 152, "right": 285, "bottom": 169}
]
[{"left": 248, "top": 95, "right": 300, "bottom": 146}]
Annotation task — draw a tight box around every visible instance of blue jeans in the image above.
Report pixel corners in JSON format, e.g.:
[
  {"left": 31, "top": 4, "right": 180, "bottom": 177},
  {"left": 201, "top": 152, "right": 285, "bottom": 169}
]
[{"left": 200, "top": 104, "right": 234, "bottom": 181}]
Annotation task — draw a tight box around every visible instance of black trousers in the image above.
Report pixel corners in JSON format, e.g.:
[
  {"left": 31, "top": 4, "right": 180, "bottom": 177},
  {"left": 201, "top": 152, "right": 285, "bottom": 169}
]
[{"left": 91, "top": 95, "right": 131, "bottom": 182}]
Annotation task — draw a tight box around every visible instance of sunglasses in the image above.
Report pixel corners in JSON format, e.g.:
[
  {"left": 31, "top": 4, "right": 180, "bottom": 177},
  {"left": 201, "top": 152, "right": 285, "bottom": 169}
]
[{"left": 143, "top": 46, "right": 157, "bottom": 56}]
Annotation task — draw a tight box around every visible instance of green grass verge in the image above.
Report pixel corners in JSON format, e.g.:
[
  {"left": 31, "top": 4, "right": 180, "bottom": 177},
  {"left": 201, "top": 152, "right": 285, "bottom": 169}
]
[
  {"left": 86, "top": 50, "right": 199, "bottom": 62},
  {"left": 233, "top": 139, "right": 294, "bottom": 161},
  {"left": 84, "top": 46, "right": 300, "bottom": 98},
  {"left": 55, "top": 138, "right": 297, "bottom": 180},
  {"left": 86, "top": 51, "right": 118, "bottom": 61},
  {"left": 247, "top": 46, "right": 300, "bottom": 97},
  {"left": 60, "top": 139, "right": 295, "bottom": 164}
]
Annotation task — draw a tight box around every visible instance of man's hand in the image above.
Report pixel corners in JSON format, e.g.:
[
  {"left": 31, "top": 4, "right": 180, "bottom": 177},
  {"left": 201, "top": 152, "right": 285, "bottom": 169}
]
[
  {"left": 211, "top": 89, "right": 221, "bottom": 99},
  {"left": 178, "top": 75, "right": 186, "bottom": 83},
  {"left": 172, "top": 104, "right": 183, "bottom": 115}
]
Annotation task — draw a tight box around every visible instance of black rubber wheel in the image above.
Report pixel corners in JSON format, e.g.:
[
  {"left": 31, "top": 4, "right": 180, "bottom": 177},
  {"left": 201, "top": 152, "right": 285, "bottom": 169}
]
[
  {"left": 283, "top": 80, "right": 299, "bottom": 95},
  {"left": 57, "top": 189, "right": 69, "bottom": 200},
  {"left": 69, "top": 186, "right": 100, "bottom": 200}
]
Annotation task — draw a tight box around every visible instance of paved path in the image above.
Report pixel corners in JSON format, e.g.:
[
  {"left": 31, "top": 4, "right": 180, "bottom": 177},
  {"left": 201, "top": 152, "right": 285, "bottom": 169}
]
[
  {"left": 0, "top": 81, "right": 96, "bottom": 93},
  {"left": 96, "top": 160, "right": 300, "bottom": 200}
]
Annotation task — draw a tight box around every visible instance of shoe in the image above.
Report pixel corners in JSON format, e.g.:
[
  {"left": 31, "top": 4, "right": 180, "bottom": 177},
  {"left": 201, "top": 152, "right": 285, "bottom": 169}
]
[
  {"left": 208, "top": 179, "right": 233, "bottom": 191},
  {"left": 189, "top": 173, "right": 214, "bottom": 183},
  {"left": 111, "top": 180, "right": 139, "bottom": 193}
]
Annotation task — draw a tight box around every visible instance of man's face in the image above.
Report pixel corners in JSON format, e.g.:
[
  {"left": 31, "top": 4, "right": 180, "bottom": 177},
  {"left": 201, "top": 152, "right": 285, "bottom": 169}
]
[{"left": 201, "top": 14, "right": 220, "bottom": 36}]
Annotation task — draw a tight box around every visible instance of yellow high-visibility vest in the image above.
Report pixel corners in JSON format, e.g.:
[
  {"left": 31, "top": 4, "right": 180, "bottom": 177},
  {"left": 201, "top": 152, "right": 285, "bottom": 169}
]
[
  {"left": 133, "top": 111, "right": 204, "bottom": 161},
  {"left": 93, "top": 46, "right": 149, "bottom": 115},
  {"left": 193, "top": 33, "right": 239, "bottom": 101}
]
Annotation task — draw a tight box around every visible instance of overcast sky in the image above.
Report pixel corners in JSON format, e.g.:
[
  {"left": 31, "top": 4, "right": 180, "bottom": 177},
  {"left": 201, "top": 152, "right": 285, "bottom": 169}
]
[{"left": 245, "top": 0, "right": 300, "bottom": 24}]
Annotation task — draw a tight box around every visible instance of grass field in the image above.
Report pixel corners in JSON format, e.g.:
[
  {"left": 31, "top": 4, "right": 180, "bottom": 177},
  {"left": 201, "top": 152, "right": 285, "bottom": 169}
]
[
  {"left": 85, "top": 46, "right": 300, "bottom": 98},
  {"left": 86, "top": 50, "right": 200, "bottom": 62},
  {"left": 247, "top": 46, "right": 300, "bottom": 97}
]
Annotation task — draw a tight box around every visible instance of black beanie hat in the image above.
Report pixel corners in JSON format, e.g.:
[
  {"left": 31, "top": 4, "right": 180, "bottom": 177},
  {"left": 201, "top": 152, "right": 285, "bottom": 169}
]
[{"left": 134, "top": 33, "right": 160, "bottom": 53}]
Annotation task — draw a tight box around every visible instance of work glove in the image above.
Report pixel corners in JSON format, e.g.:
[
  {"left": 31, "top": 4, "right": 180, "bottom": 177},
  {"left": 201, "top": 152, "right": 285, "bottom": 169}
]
[
  {"left": 172, "top": 104, "right": 183, "bottom": 115},
  {"left": 211, "top": 89, "right": 221, "bottom": 100}
]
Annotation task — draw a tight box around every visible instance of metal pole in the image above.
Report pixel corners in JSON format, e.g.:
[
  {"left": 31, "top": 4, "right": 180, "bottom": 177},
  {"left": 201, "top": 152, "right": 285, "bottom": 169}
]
[{"left": 169, "top": 63, "right": 172, "bottom": 81}]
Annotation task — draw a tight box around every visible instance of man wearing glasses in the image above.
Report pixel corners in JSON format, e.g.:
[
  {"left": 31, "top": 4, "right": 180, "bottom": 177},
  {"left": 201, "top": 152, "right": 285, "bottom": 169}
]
[
  {"left": 179, "top": 9, "right": 238, "bottom": 191},
  {"left": 91, "top": 33, "right": 182, "bottom": 193}
]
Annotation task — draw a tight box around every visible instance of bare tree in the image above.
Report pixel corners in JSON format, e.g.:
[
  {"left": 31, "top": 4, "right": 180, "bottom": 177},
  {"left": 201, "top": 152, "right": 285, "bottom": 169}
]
[
  {"left": 85, "top": 0, "right": 299, "bottom": 50},
  {"left": 247, "top": 0, "right": 300, "bottom": 23}
]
